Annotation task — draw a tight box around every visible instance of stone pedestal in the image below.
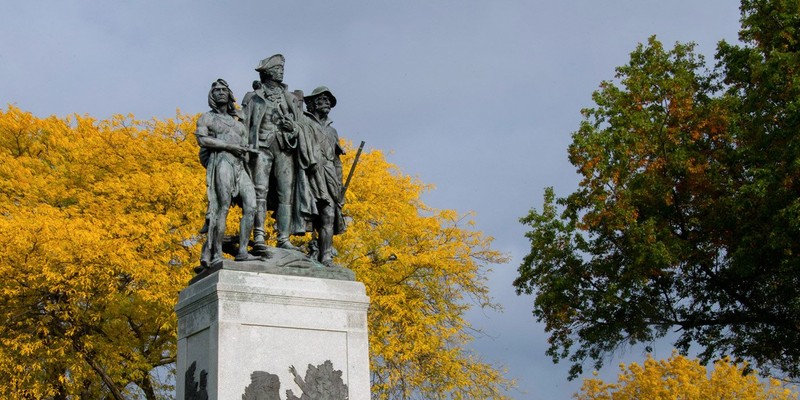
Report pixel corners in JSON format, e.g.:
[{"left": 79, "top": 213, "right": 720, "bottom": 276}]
[{"left": 175, "top": 268, "right": 370, "bottom": 399}]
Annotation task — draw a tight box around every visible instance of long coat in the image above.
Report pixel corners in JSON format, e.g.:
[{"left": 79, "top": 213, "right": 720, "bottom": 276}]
[
  {"left": 242, "top": 83, "right": 313, "bottom": 235},
  {"left": 297, "top": 111, "right": 346, "bottom": 234}
]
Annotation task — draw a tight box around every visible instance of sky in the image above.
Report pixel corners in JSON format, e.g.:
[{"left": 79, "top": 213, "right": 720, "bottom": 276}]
[{"left": 0, "top": 1, "right": 742, "bottom": 398}]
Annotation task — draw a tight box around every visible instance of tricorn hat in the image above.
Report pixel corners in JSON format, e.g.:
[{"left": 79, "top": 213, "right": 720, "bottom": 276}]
[
  {"left": 255, "top": 54, "right": 285, "bottom": 72},
  {"left": 304, "top": 86, "right": 337, "bottom": 108}
]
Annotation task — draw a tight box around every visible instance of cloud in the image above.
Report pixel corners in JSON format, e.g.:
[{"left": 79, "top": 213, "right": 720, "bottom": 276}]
[{"left": 0, "top": 1, "right": 741, "bottom": 397}]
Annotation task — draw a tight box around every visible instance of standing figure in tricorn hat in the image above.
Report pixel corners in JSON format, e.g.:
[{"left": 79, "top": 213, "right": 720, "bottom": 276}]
[{"left": 242, "top": 54, "right": 305, "bottom": 255}]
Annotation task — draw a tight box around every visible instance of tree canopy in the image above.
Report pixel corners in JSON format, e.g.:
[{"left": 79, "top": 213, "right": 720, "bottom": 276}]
[
  {"left": 337, "top": 144, "right": 512, "bottom": 399},
  {"left": 0, "top": 105, "right": 512, "bottom": 399},
  {"left": 577, "top": 353, "right": 799, "bottom": 400},
  {"left": 0, "top": 107, "right": 200, "bottom": 399},
  {"left": 514, "top": 0, "right": 800, "bottom": 380}
]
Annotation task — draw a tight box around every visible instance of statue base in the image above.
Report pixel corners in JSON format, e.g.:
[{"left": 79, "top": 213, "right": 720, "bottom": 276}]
[
  {"left": 176, "top": 267, "right": 370, "bottom": 399},
  {"left": 190, "top": 248, "right": 356, "bottom": 285}
]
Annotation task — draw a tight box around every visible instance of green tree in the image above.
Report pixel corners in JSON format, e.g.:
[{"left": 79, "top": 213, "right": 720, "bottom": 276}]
[{"left": 514, "top": 0, "right": 800, "bottom": 380}]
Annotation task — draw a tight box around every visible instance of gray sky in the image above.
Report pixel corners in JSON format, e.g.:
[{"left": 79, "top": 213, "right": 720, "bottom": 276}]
[{"left": 0, "top": 1, "right": 741, "bottom": 398}]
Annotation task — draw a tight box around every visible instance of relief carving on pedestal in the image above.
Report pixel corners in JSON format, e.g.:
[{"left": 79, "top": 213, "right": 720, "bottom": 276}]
[
  {"left": 242, "top": 371, "right": 282, "bottom": 400},
  {"left": 185, "top": 361, "right": 209, "bottom": 400},
  {"left": 242, "top": 360, "right": 348, "bottom": 400}
]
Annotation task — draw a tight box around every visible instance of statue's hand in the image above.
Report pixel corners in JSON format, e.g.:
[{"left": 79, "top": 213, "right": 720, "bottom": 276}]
[
  {"left": 230, "top": 145, "right": 247, "bottom": 158},
  {"left": 280, "top": 118, "right": 296, "bottom": 134}
]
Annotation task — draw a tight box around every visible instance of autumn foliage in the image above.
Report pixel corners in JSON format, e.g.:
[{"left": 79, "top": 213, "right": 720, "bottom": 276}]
[
  {"left": 337, "top": 144, "right": 512, "bottom": 399},
  {"left": 515, "top": 0, "right": 800, "bottom": 381},
  {"left": 0, "top": 107, "right": 200, "bottom": 399},
  {"left": 0, "top": 105, "right": 511, "bottom": 399},
  {"left": 577, "top": 353, "right": 799, "bottom": 400}
]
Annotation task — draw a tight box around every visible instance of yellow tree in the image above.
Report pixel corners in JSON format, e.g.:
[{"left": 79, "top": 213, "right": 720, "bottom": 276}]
[
  {"left": 577, "top": 353, "right": 799, "bottom": 400},
  {"left": 0, "top": 107, "right": 513, "bottom": 399},
  {"left": 0, "top": 106, "right": 202, "bottom": 399},
  {"left": 335, "top": 144, "right": 513, "bottom": 399}
]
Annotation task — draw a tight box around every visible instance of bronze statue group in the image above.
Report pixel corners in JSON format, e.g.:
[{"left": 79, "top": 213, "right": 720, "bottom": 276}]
[{"left": 196, "top": 54, "right": 347, "bottom": 272}]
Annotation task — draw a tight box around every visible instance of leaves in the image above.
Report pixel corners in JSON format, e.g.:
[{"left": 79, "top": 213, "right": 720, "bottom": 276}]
[
  {"left": 0, "top": 106, "right": 201, "bottom": 399},
  {"left": 337, "top": 144, "right": 513, "bottom": 399},
  {"left": 577, "top": 353, "right": 799, "bottom": 400},
  {"left": 515, "top": 0, "right": 800, "bottom": 382},
  {"left": 0, "top": 107, "right": 513, "bottom": 399}
]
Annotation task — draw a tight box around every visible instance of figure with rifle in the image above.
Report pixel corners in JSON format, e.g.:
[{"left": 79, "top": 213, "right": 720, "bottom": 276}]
[{"left": 298, "top": 86, "right": 350, "bottom": 267}]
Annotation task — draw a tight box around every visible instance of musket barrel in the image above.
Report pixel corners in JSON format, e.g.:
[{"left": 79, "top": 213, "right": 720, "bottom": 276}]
[{"left": 343, "top": 140, "right": 365, "bottom": 199}]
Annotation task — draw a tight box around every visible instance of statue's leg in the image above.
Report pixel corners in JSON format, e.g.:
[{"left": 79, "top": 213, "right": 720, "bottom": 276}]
[
  {"left": 235, "top": 170, "right": 259, "bottom": 261},
  {"left": 276, "top": 203, "right": 300, "bottom": 251},
  {"left": 195, "top": 240, "right": 211, "bottom": 273},
  {"left": 212, "top": 162, "right": 235, "bottom": 268},
  {"left": 251, "top": 150, "right": 272, "bottom": 256},
  {"left": 307, "top": 229, "right": 320, "bottom": 260},
  {"left": 318, "top": 202, "right": 335, "bottom": 267},
  {"left": 200, "top": 225, "right": 211, "bottom": 266},
  {"left": 274, "top": 146, "right": 299, "bottom": 251}
]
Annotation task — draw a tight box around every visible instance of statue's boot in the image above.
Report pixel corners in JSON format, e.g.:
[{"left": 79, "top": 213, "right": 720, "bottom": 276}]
[
  {"left": 251, "top": 199, "right": 270, "bottom": 257},
  {"left": 307, "top": 235, "right": 320, "bottom": 261},
  {"left": 319, "top": 223, "right": 335, "bottom": 268},
  {"left": 199, "top": 240, "right": 210, "bottom": 268},
  {"left": 235, "top": 253, "right": 260, "bottom": 261},
  {"left": 236, "top": 209, "right": 259, "bottom": 262},
  {"left": 276, "top": 203, "right": 301, "bottom": 251},
  {"left": 209, "top": 216, "right": 228, "bottom": 271},
  {"left": 209, "top": 257, "right": 224, "bottom": 270},
  {"left": 195, "top": 226, "right": 213, "bottom": 274},
  {"left": 317, "top": 204, "right": 335, "bottom": 267},
  {"left": 208, "top": 222, "right": 225, "bottom": 270}
]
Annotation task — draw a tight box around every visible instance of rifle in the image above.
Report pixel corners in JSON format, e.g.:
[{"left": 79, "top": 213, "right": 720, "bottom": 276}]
[{"left": 342, "top": 140, "right": 365, "bottom": 200}]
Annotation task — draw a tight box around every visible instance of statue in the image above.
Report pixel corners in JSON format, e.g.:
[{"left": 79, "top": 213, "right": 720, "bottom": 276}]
[
  {"left": 242, "top": 54, "right": 305, "bottom": 255},
  {"left": 298, "top": 87, "right": 347, "bottom": 267},
  {"left": 195, "top": 79, "right": 259, "bottom": 271},
  {"left": 187, "top": 60, "right": 361, "bottom": 282}
]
